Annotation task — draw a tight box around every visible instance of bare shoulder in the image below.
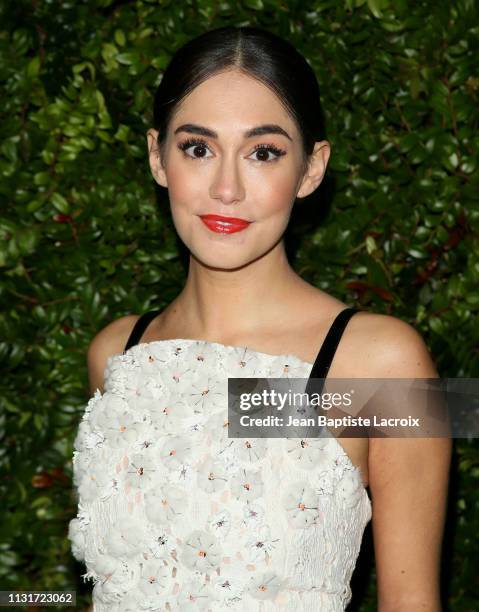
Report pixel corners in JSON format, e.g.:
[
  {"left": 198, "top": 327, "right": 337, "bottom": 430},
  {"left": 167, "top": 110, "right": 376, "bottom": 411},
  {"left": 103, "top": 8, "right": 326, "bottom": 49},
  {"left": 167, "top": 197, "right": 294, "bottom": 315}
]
[
  {"left": 87, "top": 314, "right": 141, "bottom": 395},
  {"left": 354, "top": 312, "right": 451, "bottom": 605},
  {"left": 348, "top": 310, "right": 438, "bottom": 377}
]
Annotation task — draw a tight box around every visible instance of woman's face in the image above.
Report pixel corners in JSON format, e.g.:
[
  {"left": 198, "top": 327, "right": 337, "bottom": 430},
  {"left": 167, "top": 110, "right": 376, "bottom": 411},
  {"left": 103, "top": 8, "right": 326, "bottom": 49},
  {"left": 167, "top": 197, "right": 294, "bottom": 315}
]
[{"left": 147, "top": 69, "right": 329, "bottom": 270}]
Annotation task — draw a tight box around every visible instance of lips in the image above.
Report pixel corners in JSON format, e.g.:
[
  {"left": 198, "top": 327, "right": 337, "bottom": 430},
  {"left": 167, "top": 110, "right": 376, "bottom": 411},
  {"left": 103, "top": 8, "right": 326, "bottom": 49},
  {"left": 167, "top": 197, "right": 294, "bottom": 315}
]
[{"left": 199, "top": 214, "right": 251, "bottom": 234}]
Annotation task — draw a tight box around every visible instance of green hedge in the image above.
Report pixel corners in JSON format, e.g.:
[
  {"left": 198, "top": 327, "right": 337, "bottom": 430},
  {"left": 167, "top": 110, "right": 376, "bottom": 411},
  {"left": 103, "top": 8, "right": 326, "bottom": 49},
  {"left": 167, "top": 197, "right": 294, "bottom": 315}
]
[{"left": 0, "top": 0, "right": 478, "bottom": 610}]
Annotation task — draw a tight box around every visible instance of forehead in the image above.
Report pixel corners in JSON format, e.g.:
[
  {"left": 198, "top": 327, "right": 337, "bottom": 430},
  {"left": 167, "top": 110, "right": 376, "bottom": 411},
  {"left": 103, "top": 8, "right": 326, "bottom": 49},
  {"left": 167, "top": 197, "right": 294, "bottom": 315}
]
[{"left": 171, "top": 69, "right": 296, "bottom": 133}]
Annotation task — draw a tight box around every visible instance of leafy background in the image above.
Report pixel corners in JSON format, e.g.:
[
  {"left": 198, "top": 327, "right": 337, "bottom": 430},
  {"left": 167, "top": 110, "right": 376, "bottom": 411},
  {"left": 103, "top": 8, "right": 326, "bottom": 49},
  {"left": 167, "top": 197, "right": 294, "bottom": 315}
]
[{"left": 0, "top": 0, "right": 478, "bottom": 609}]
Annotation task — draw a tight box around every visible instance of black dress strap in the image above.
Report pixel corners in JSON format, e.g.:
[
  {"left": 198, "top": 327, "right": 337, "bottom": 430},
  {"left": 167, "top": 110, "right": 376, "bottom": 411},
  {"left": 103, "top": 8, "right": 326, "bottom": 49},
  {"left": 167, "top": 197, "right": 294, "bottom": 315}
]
[
  {"left": 305, "top": 307, "right": 360, "bottom": 395},
  {"left": 123, "top": 309, "right": 163, "bottom": 353}
]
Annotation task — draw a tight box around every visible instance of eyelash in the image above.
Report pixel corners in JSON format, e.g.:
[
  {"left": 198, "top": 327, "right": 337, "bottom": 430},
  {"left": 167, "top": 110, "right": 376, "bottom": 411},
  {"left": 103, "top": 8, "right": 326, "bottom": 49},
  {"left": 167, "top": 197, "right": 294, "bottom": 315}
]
[{"left": 177, "top": 137, "right": 286, "bottom": 163}]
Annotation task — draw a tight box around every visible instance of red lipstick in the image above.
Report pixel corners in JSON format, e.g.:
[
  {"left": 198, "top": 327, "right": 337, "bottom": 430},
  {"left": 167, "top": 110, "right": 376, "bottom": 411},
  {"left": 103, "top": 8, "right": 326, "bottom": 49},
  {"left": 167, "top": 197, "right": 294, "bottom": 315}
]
[{"left": 199, "top": 214, "right": 251, "bottom": 234}]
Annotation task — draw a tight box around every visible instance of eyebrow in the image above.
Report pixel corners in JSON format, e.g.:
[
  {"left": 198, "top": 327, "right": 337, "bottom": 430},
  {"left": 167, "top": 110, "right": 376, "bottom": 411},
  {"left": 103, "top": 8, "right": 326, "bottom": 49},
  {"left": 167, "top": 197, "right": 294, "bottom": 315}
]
[{"left": 173, "top": 123, "right": 292, "bottom": 141}]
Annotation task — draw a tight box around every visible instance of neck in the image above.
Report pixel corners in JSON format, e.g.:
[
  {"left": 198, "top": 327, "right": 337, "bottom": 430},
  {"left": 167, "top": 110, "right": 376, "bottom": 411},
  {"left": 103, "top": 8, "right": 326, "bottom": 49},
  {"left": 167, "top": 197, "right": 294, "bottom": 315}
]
[{"left": 171, "top": 240, "right": 307, "bottom": 341}]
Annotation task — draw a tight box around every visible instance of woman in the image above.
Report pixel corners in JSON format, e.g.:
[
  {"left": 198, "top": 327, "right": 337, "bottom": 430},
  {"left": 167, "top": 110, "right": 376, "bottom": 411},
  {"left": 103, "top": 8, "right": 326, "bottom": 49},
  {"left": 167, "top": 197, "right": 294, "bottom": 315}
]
[{"left": 69, "top": 26, "right": 451, "bottom": 611}]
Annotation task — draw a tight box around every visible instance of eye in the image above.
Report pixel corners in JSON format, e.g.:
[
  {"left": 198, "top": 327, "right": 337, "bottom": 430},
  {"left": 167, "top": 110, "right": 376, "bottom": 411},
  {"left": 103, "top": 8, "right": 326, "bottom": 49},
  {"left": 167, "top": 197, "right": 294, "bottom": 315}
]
[
  {"left": 249, "top": 144, "right": 287, "bottom": 163},
  {"left": 178, "top": 138, "right": 213, "bottom": 160},
  {"left": 177, "top": 138, "right": 287, "bottom": 163}
]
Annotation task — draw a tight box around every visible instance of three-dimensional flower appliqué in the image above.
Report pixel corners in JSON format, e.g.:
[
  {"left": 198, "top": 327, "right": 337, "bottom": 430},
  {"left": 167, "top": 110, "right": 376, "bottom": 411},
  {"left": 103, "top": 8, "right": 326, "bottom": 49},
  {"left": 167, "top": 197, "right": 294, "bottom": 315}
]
[
  {"left": 208, "top": 509, "right": 232, "bottom": 538},
  {"left": 91, "top": 554, "right": 140, "bottom": 605},
  {"left": 231, "top": 468, "right": 264, "bottom": 502},
  {"left": 180, "top": 530, "right": 222, "bottom": 572},
  {"left": 245, "top": 524, "right": 279, "bottom": 563},
  {"left": 335, "top": 469, "right": 364, "bottom": 508},
  {"left": 144, "top": 484, "right": 187, "bottom": 524},
  {"left": 245, "top": 570, "right": 283, "bottom": 600},
  {"left": 178, "top": 576, "right": 217, "bottom": 610},
  {"left": 159, "top": 436, "right": 192, "bottom": 470},
  {"left": 282, "top": 482, "right": 322, "bottom": 528},
  {"left": 236, "top": 438, "right": 268, "bottom": 463},
  {"left": 284, "top": 436, "right": 331, "bottom": 469},
  {"left": 137, "top": 559, "right": 171, "bottom": 600},
  {"left": 124, "top": 451, "right": 158, "bottom": 491},
  {"left": 197, "top": 457, "right": 229, "bottom": 494}
]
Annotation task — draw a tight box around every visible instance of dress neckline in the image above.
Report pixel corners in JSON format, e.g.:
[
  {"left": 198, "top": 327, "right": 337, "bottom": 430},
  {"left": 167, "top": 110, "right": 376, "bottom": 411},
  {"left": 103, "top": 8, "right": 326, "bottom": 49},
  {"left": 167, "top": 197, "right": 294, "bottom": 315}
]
[{"left": 121, "top": 337, "right": 315, "bottom": 367}]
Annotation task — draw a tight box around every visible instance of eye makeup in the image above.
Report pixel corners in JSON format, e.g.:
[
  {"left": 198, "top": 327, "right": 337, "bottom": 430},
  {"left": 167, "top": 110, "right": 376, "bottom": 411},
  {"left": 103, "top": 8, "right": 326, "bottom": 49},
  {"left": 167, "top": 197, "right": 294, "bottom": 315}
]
[{"left": 177, "top": 137, "right": 287, "bottom": 163}]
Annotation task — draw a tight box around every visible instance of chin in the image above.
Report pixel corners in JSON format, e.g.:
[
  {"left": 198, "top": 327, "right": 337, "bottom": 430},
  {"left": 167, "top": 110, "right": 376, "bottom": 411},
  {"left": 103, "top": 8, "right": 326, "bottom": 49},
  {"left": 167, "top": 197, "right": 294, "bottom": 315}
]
[{"left": 190, "top": 249, "right": 258, "bottom": 271}]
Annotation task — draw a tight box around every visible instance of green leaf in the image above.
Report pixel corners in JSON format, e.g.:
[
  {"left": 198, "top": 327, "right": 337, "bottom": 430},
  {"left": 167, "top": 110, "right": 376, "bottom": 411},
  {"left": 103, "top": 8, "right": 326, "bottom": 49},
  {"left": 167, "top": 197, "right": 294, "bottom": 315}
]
[
  {"left": 114, "top": 29, "right": 126, "bottom": 46},
  {"left": 51, "top": 193, "right": 70, "bottom": 214},
  {"left": 26, "top": 57, "right": 41, "bottom": 78},
  {"left": 367, "top": 0, "right": 390, "bottom": 18},
  {"left": 243, "top": 0, "right": 264, "bottom": 9}
]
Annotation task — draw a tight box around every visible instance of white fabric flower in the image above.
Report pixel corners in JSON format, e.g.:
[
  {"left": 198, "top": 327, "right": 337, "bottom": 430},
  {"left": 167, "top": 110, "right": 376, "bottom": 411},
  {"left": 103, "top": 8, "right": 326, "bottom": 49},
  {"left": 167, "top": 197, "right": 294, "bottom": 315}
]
[
  {"left": 245, "top": 525, "right": 278, "bottom": 563},
  {"left": 91, "top": 555, "right": 140, "bottom": 605},
  {"left": 206, "top": 412, "right": 230, "bottom": 444},
  {"left": 142, "top": 344, "right": 168, "bottom": 368},
  {"left": 206, "top": 414, "right": 239, "bottom": 470},
  {"left": 103, "top": 355, "right": 139, "bottom": 395},
  {"left": 186, "top": 373, "right": 227, "bottom": 413},
  {"left": 147, "top": 527, "right": 172, "bottom": 559},
  {"left": 68, "top": 518, "right": 85, "bottom": 562},
  {"left": 242, "top": 503, "right": 265, "bottom": 527},
  {"left": 89, "top": 395, "right": 146, "bottom": 449},
  {"left": 282, "top": 482, "right": 321, "bottom": 528},
  {"left": 74, "top": 419, "right": 105, "bottom": 451},
  {"left": 149, "top": 390, "right": 189, "bottom": 433},
  {"left": 72, "top": 450, "right": 90, "bottom": 488},
  {"left": 332, "top": 450, "right": 356, "bottom": 480},
  {"left": 235, "top": 438, "right": 268, "bottom": 463},
  {"left": 316, "top": 470, "right": 335, "bottom": 496},
  {"left": 178, "top": 576, "right": 217, "bottom": 610},
  {"left": 180, "top": 530, "right": 222, "bottom": 572},
  {"left": 157, "top": 360, "right": 194, "bottom": 395},
  {"left": 137, "top": 559, "right": 171, "bottom": 599},
  {"left": 105, "top": 414, "right": 150, "bottom": 449},
  {"left": 77, "top": 455, "right": 117, "bottom": 502},
  {"left": 181, "top": 342, "right": 219, "bottom": 370},
  {"left": 208, "top": 509, "right": 232, "bottom": 538},
  {"left": 159, "top": 436, "right": 192, "bottom": 470},
  {"left": 335, "top": 469, "right": 364, "bottom": 508},
  {"left": 231, "top": 468, "right": 263, "bottom": 502},
  {"left": 144, "top": 484, "right": 187, "bottom": 524},
  {"left": 84, "top": 389, "right": 103, "bottom": 415},
  {"left": 117, "top": 590, "right": 145, "bottom": 612},
  {"left": 245, "top": 570, "right": 283, "bottom": 600},
  {"left": 197, "top": 457, "right": 228, "bottom": 494},
  {"left": 268, "top": 355, "right": 308, "bottom": 378},
  {"left": 103, "top": 516, "right": 148, "bottom": 558},
  {"left": 149, "top": 341, "right": 189, "bottom": 363},
  {"left": 211, "top": 559, "right": 246, "bottom": 603},
  {"left": 127, "top": 422, "right": 159, "bottom": 453},
  {"left": 124, "top": 451, "right": 158, "bottom": 491},
  {"left": 223, "top": 348, "right": 266, "bottom": 377},
  {"left": 284, "top": 437, "right": 330, "bottom": 469},
  {"left": 216, "top": 445, "right": 241, "bottom": 473},
  {"left": 182, "top": 411, "right": 210, "bottom": 435}
]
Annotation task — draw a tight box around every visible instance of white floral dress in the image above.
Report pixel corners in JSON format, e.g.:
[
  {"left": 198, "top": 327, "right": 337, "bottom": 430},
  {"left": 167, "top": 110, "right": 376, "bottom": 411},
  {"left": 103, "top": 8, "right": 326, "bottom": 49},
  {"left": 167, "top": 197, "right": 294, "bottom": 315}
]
[{"left": 69, "top": 339, "right": 372, "bottom": 611}]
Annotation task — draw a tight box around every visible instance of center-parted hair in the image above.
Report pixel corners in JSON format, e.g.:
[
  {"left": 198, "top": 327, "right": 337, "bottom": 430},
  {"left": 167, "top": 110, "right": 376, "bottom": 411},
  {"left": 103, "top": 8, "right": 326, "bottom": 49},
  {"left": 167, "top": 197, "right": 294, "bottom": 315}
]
[{"left": 152, "top": 26, "right": 326, "bottom": 173}]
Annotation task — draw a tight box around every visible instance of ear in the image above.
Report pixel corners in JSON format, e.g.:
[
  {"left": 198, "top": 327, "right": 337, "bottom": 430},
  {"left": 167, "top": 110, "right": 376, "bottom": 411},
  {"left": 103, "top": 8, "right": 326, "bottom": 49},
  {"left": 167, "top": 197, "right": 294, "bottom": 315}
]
[
  {"left": 146, "top": 128, "right": 168, "bottom": 188},
  {"left": 295, "top": 140, "right": 331, "bottom": 199}
]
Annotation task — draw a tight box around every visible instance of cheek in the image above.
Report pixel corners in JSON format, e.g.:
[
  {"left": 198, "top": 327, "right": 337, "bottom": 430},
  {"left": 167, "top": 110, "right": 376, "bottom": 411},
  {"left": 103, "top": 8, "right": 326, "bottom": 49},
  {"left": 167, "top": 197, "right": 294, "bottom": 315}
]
[
  {"left": 165, "top": 163, "right": 202, "bottom": 207},
  {"left": 256, "top": 170, "right": 298, "bottom": 217}
]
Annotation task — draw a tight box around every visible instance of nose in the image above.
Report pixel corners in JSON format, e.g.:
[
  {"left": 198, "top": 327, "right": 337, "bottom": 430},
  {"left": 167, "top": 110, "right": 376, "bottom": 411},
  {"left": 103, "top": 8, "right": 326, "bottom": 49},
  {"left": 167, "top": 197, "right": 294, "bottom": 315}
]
[{"left": 209, "top": 152, "right": 245, "bottom": 205}]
